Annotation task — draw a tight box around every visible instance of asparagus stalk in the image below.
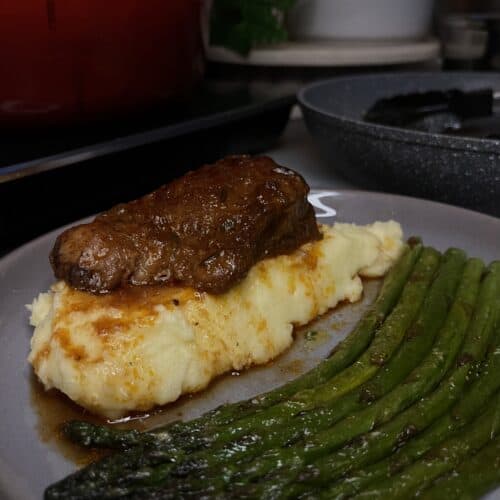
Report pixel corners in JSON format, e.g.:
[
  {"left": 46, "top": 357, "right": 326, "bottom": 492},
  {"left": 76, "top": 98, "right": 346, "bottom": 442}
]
[
  {"left": 62, "top": 422, "right": 161, "bottom": 451},
  {"left": 419, "top": 434, "right": 500, "bottom": 500},
  {"left": 358, "top": 390, "right": 500, "bottom": 499}
]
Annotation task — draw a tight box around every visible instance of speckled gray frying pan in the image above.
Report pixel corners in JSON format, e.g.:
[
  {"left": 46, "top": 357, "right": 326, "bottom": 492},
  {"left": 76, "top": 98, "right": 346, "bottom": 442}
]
[{"left": 298, "top": 72, "right": 500, "bottom": 217}]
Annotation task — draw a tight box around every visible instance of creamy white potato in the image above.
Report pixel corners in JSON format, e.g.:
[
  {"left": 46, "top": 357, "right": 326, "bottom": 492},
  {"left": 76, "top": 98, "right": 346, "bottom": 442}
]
[{"left": 28, "top": 222, "right": 403, "bottom": 418}]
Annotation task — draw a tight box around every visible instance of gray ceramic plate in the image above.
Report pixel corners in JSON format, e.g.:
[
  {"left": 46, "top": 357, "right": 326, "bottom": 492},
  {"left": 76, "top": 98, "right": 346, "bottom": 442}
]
[{"left": 1, "top": 190, "right": 499, "bottom": 500}]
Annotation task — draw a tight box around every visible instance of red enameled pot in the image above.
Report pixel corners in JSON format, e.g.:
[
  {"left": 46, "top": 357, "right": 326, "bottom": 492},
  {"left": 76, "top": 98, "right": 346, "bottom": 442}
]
[{"left": 0, "top": 0, "right": 203, "bottom": 127}]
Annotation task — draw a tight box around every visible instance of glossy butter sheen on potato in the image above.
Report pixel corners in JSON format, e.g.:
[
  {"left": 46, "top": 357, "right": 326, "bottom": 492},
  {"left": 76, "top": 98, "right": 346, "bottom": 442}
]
[{"left": 28, "top": 222, "right": 403, "bottom": 418}]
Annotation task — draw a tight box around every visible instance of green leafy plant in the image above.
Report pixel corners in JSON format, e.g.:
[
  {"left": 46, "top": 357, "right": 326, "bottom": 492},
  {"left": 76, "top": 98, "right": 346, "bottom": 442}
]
[{"left": 210, "top": 0, "right": 296, "bottom": 56}]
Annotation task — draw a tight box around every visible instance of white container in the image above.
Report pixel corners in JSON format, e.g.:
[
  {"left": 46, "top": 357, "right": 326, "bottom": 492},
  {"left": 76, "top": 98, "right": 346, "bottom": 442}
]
[{"left": 287, "top": 0, "right": 435, "bottom": 41}]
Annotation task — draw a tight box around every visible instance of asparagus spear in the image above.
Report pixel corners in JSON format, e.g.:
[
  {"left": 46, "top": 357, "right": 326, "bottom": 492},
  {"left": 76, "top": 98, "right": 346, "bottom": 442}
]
[
  {"left": 357, "top": 390, "right": 500, "bottom": 499},
  {"left": 224, "top": 259, "right": 496, "bottom": 498},
  {"left": 64, "top": 242, "right": 423, "bottom": 451},
  {"left": 62, "top": 422, "right": 161, "bottom": 451},
  {"left": 419, "top": 434, "right": 500, "bottom": 500}
]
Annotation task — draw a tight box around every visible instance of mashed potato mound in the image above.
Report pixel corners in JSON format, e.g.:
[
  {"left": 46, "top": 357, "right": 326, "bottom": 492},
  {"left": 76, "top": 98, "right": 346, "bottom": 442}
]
[{"left": 28, "top": 222, "right": 403, "bottom": 418}]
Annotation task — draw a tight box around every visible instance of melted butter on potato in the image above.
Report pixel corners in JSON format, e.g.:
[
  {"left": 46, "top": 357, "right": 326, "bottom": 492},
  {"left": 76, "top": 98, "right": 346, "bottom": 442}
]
[{"left": 28, "top": 222, "right": 403, "bottom": 418}]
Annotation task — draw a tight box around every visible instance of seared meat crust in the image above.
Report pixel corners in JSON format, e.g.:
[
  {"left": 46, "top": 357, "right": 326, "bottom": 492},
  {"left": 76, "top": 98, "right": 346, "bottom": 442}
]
[{"left": 50, "top": 156, "right": 321, "bottom": 294}]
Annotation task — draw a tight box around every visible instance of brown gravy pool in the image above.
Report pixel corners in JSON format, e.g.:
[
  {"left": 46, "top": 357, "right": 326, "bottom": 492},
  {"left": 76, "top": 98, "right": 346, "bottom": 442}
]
[
  {"left": 29, "top": 332, "right": 317, "bottom": 465},
  {"left": 30, "top": 373, "right": 205, "bottom": 465}
]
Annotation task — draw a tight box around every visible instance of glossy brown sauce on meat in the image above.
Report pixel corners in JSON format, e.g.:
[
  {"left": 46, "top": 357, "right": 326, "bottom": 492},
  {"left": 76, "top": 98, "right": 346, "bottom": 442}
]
[{"left": 50, "top": 156, "right": 321, "bottom": 294}]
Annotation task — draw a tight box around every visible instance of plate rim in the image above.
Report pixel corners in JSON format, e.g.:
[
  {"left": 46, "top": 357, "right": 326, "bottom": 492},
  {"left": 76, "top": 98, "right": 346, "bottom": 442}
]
[{"left": 1, "top": 188, "right": 499, "bottom": 273}]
